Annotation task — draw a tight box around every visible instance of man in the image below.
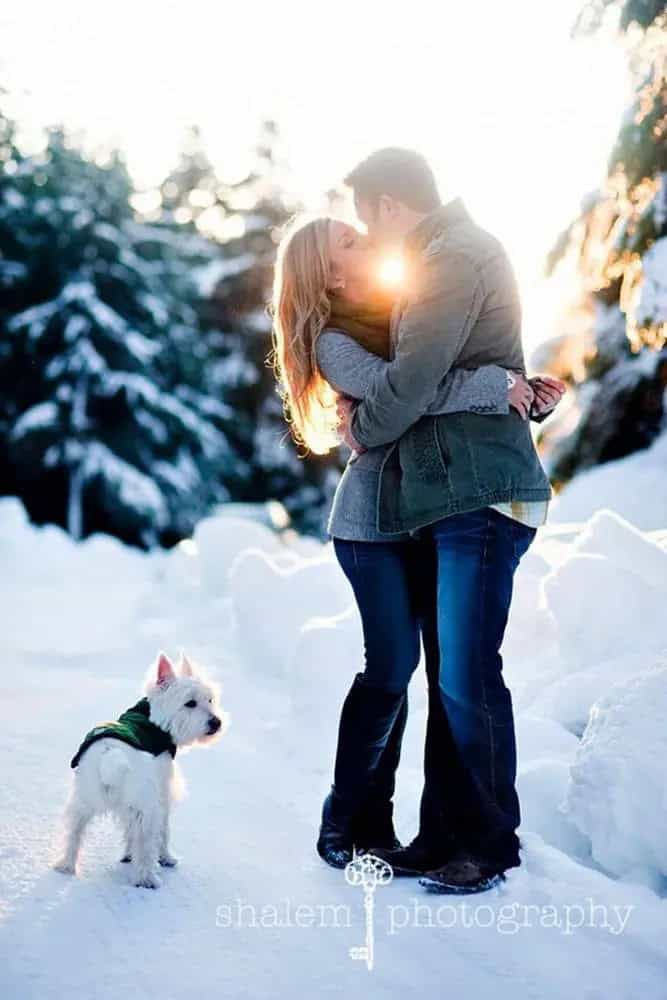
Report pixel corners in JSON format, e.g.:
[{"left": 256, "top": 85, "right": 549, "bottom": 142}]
[{"left": 337, "top": 148, "right": 564, "bottom": 894}]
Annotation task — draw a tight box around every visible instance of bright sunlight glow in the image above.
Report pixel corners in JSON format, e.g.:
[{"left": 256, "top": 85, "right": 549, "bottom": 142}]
[
  {"left": 0, "top": 0, "right": 631, "bottom": 352},
  {"left": 378, "top": 257, "right": 405, "bottom": 288}
]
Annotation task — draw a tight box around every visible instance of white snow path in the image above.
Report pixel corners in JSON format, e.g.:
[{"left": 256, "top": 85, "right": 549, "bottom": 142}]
[{"left": 2, "top": 632, "right": 667, "bottom": 1000}]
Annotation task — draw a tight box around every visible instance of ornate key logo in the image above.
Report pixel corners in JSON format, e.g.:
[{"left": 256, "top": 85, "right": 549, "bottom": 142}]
[{"left": 344, "top": 852, "right": 393, "bottom": 971}]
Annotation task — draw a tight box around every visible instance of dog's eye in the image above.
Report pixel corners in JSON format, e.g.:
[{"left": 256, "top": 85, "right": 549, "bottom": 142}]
[{"left": 184, "top": 699, "right": 197, "bottom": 708}]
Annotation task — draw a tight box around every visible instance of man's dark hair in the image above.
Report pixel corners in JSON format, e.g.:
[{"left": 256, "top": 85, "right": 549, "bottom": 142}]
[{"left": 344, "top": 147, "right": 441, "bottom": 214}]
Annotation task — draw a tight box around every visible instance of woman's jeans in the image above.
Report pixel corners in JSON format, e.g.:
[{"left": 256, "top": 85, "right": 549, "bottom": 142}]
[
  {"left": 332, "top": 536, "right": 431, "bottom": 838},
  {"left": 333, "top": 536, "right": 429, "bottom": 694},
  {"left": 427, "top": 506, "right": 536, "bottom": 866}
]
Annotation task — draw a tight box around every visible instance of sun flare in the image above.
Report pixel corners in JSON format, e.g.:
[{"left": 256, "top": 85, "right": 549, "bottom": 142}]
[{"left": 378, "top": 256, "right": 405, "bottom": 288}]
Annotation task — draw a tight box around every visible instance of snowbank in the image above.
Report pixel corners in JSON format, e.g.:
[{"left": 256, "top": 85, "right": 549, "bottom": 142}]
[
  {"left": 564, "top": 659, "right": 667, "bottom": 891},
  {"left": 0, "top": 497, "right": 157, "bottom": 656},
  {"left": 540, "top": 509, "right": 666, "bottom": 670},
  {"left": 228, "top": 545, "right": 353, "bottom": 679},
  {"left": 551, "top": 428, "right": 667, "bottom": 529}
]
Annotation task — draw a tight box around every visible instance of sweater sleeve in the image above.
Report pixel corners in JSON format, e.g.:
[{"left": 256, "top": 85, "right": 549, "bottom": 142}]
[
  {"left": 315, "top": 330, "right": 387, "bottom": 399},
  {"left": 315, "top": 329, "right": 509, "bottom": 415}
]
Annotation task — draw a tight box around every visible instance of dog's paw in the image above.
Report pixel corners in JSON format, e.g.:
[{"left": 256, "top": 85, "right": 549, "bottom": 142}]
[
  {"left": 52, "top": 859, "right": 75, "bottom": 875},
  {"left": 159, "top": 853, "right": 179, "bottom": 868},
  {"left": 120, "top": 854, "right": 132, "bottom": 863},
  {"left": 134, "top": 873, "right": 161, "bottom": 890}
]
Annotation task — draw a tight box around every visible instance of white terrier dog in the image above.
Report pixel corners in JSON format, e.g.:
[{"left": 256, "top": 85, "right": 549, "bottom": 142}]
[{"left": 54, "top": 651, "right": 226, "bottom": 889}]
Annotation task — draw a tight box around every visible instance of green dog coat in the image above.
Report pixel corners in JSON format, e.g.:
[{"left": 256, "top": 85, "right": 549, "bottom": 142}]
[{"left": 71, "top": 698, "right": 177, "bottom": 769}]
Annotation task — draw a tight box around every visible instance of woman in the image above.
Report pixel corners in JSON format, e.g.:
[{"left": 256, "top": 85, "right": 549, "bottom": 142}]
[{"left": 270, "top": 214, "right": 556, "bottom": 870}]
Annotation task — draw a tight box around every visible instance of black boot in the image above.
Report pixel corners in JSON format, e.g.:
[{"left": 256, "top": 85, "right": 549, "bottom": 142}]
[
  {"left": 353, "top": 694, "right": 408, "bottom": 852},
  {"left": 317, "top": 790, "right": 356, "bottom": 869},
  {"left": 317, "top": 674, "right": 407, "bottom": 869},
  {"left": 353, "top": 801, "right": 401, "bottom": 854}
]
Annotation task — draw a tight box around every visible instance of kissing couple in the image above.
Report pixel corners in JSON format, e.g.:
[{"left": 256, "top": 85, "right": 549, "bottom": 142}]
[{"left": 271, "top": 148, "right": 564, "bottom": 895}]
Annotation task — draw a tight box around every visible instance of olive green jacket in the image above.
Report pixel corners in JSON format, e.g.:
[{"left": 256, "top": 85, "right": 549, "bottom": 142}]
[
  {"left": 71, "top": 698, "right": 176, "bottom": 768},
  {"left": 351, "top": 198, "right": 552, "bottom": 534}
]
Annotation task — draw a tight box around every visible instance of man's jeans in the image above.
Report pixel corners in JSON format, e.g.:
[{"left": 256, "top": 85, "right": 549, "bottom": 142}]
[{"left": 427, "top": 506, "right": 536, "bottom": 867}]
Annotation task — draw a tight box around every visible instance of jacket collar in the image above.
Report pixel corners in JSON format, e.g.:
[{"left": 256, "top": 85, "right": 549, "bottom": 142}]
[
  {"left": 404, "top": 197, "right": 470, "bottom": 257},
  {"left": 123, "top": 698, "right": 177, "bottom": 758}
]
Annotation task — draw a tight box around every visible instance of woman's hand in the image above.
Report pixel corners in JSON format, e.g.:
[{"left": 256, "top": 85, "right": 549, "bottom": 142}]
[
  {"left": 508, "top": 373, "right": 535, "bottom": 420},
  {"left": 336, "top": 396, "right": 365, "bottom": 453},
  {"left": 529, "top": 375, "right": 566, "bottom": 418}
]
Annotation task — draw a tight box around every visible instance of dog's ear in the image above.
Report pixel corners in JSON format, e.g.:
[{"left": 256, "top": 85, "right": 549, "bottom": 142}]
[
  {"left": 156, "top": 652, "right": 176, "bottom": 687},
  {"left": 179, "top": 652, "right": 194, "bottom": 678}
]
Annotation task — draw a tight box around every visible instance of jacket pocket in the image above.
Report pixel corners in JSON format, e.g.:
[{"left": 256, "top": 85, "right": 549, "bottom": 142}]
[
  {"left": 433, "top": 418, "right": 451, "bottom": 477},
  {"left": 408, "top": 417, "right": 449, "bottom": 483}
]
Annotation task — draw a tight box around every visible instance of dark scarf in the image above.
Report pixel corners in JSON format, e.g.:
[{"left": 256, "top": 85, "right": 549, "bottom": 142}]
[
  {"left": 327, "top": 291, "right": 394, "bottom": 360},
  {"left": 70, "top": 697, "right": 177, "bottom": 768}
]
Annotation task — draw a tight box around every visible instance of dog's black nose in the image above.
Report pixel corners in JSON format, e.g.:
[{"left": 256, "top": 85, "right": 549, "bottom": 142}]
[{"left": 208, "top": 716, "right": 222, "bottom": 734}]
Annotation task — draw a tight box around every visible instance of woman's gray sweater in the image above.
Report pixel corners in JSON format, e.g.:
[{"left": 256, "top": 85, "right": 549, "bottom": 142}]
[{"left": 316, "top": 329, "right": 509, "bottom": 541}]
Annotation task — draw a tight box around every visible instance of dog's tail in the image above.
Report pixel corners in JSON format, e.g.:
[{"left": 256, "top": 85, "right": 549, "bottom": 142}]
[{"left": 99, "top": 745, "right": 132, "bottom": 788}]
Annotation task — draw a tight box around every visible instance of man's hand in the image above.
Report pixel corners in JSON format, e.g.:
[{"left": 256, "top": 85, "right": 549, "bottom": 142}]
[
  {"left": 529, "top": 375, "right": 566, "bottom": 418},
  {"left": 336, "top": 396, "right": 365, "bottom": 453},
  {"left": 509, "top": 374, "right": 535, "bottom": 420}
]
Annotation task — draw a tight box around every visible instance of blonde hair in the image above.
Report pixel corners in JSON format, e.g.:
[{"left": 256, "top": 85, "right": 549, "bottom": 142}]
[{"left": 270, "top": 214, "right": 339, "bottom": 454}]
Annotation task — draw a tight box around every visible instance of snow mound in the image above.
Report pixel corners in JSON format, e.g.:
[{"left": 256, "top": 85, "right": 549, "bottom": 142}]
[
  {"left": 563, "top": 658, "right": 667, "bottom": 890},
  {"left": 542, "top": 510, "right": 665, "bottom": 668},
  {"left": 515, "top": 715, "right": 579, "bottom": 764},
  {"left": 193, "top": 513, "right": 283, "bottom": 594},
  {"left": 572, "top": 508, "right": 667, "bottom": 590},
  {"left": 517, "top": 757, "right": 590, "bottom": 860},
  {"left": 0, "top": 497, "right": 155, "bottom": 655},
  {"left": 228, "top": 545, "right": 352, "bottom": 677},
  {"left": 526, "top": 651, "right": 658, "bottom": 736},
  {"left": 551, "top": 430, "right": 667, "bottom": 530}
]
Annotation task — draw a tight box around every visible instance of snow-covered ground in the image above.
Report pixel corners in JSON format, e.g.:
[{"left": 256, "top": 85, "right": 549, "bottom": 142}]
[{"left": 2, "top": 437, "right": 667, "bottom": 999}]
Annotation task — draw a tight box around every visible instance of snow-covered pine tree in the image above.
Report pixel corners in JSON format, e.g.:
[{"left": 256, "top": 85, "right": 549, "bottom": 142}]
[
  {"left": 0, "top": 120, "right": 239, "bottom": 547},
  {"left": 538, "top": 1, "right": 667, "bottom": 484}
]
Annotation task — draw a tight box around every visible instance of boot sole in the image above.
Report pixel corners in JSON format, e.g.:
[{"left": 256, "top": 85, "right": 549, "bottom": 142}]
[{"left": 418, "top": 872, "right": 505, "bottom": 894}]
